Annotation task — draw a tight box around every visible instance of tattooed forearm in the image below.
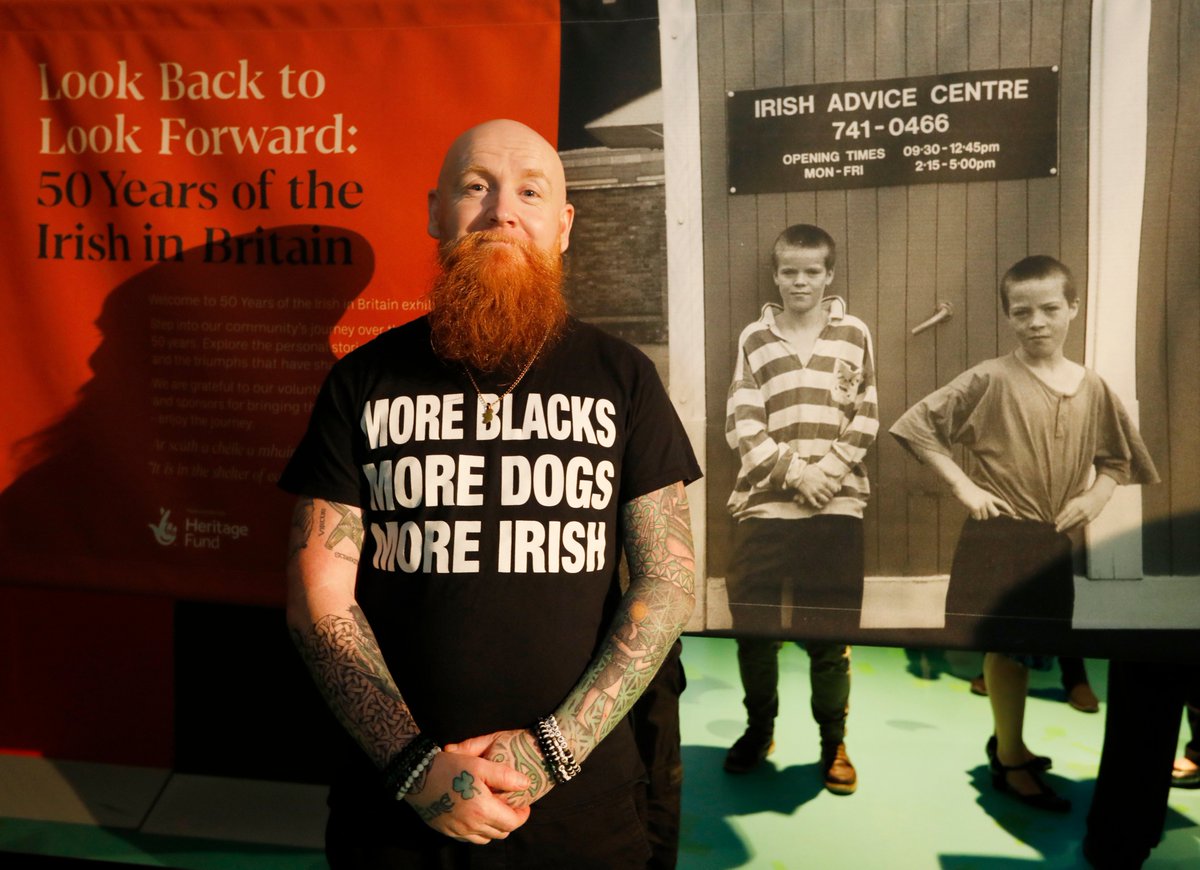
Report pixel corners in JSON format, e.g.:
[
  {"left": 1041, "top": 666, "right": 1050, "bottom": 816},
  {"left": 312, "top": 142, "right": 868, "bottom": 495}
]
[
  {"left": 559, "top": 483, "right": 696, "bottom": 762},
  {"left": 287, "top": 499, "right": 411, "bottom": 772},
  {"left": 291, "top": 604, "right": 418, "bottom": 768}
]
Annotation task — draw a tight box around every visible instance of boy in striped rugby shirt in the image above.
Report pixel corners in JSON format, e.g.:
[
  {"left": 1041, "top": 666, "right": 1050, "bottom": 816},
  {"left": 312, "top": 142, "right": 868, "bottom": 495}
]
[{"left": 722, "top": 224, "right": 879, "bottom": 795}]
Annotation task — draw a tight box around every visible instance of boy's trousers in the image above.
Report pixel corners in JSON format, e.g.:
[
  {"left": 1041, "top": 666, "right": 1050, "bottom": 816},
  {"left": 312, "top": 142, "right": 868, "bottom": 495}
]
[
  {"left": 735, "top": 637, "right": 850, "bottom": 747},
  {"left": 725, "top": 515, "right": 862, "bottom": 746}
]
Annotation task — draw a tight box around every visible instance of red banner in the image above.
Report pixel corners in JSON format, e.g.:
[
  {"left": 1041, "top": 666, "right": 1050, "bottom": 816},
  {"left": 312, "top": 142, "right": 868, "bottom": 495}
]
[{"left": 0, "top": 1, "right": 561, "bottom": 603}]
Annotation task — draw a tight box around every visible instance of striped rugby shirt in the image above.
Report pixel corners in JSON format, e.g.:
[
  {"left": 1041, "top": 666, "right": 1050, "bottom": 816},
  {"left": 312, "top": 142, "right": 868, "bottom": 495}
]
[{"left": 726, "top": 298, "right": 879, "bottom": 520}]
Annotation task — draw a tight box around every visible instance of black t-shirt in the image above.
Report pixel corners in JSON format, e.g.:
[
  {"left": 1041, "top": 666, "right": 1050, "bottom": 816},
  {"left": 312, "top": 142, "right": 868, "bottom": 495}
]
[{"left": 280, "top": 316, "right": 700, "bottom": 811}]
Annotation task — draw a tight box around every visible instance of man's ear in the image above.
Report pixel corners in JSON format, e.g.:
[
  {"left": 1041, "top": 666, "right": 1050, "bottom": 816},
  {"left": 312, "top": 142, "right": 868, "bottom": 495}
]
[
  {"left": 427, "top": 189, "right": 442, "bottom": 239},
  {"left": 558, "top": 202, "right": 575, "bottom": 253}
]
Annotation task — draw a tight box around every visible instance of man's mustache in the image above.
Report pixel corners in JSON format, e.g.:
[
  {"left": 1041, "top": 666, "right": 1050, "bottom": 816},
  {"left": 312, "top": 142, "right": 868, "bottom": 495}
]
[{"left": 440, "top": 230, "right": 533, "bottom": 262}]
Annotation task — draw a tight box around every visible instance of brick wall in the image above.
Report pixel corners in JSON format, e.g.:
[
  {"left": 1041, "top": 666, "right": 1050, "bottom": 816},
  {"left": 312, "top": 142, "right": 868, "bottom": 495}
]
[{"left": 561, "top": 147, "right": 667, "bottom": 345}]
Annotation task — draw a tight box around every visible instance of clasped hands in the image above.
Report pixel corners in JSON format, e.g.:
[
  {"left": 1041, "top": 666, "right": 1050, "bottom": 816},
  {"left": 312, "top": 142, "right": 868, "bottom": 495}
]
[
  {"left": 403, "top": 728, "right": 552, "bottom": 845},
  {"left": 793, "top": 464, "right": 838, "bottom": 509}
]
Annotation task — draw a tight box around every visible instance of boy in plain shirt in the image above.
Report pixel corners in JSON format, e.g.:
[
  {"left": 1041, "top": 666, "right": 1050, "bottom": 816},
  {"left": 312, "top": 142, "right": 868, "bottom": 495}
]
[
  {"left": 890, "top": 255, "right": 1157, "bottom": 812},
  {"left": 723, "top": 224, "right": 879, "bottom": 794}
]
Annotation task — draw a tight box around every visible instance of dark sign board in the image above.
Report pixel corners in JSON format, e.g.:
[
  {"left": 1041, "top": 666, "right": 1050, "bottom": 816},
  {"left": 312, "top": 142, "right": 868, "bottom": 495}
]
[{"left": 727, "top": 67, "right": 1059, "bottom": 194}]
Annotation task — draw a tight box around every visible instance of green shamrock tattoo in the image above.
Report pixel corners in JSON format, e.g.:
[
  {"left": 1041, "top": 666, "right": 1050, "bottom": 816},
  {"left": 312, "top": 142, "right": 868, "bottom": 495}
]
[{"left": 453, "top": 771, "right": 478, "bottom": 799}]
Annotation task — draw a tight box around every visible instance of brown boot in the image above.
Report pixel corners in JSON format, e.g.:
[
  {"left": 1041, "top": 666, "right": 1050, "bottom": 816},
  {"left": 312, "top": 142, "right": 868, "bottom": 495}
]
[
  {"left": 821, "top": 742, "right": 857, "bottom": 795},
  {"left": 1066, "top": 681, "right": 1100, "bottom": 713}
]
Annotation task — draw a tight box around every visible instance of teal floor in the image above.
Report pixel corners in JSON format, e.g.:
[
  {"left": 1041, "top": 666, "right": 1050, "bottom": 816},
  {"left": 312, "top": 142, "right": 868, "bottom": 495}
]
[
  {"left": 678, "top": 638, "right": 1200, "bottom": 869},
  {"left": 2, "top": 637, "right": 1198, "bottom": 868}
]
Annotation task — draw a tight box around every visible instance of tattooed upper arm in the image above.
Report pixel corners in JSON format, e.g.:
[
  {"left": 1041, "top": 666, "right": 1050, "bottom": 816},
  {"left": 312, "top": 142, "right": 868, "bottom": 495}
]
[
  {"left": 288, "top": 497, "right": 364, "bottom": 566},
  {"left": 288, "top": 498, "right": 316, "bottom": 561},
  {"left": 319, "top": 500, "right": 365, "bottom": 563}
]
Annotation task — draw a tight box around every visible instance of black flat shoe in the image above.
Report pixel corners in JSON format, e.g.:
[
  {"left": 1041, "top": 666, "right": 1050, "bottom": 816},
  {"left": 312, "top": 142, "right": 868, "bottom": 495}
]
[
  {"left": 987, "top": 734, "right": 1051, "bottom": 772},
  {"left": 987, "top": 739, "right": 1071, "bottom": 813}
]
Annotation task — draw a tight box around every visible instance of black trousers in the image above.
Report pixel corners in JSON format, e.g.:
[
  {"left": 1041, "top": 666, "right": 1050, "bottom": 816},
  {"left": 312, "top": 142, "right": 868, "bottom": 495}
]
[
  {"left": 1084, "top": 659, "right": 1196, "bottom": 868},
  {"left": 630, "top": 639, "right": 685, "bottom": 870},
  {"left": 326, "top": 782, "right": 650, "bottom": 869},
  {"left": 725, "top": 515, "right": 864, "bottom": 640},
  {"left": 733, "top": 637, "right": 850, "bottom": 747}
]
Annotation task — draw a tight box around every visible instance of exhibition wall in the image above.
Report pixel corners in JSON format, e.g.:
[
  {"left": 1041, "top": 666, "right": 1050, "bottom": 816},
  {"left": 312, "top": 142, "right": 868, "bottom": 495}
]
[{"left": 0, "top": 0, "right": 1195, "bottom": 771}]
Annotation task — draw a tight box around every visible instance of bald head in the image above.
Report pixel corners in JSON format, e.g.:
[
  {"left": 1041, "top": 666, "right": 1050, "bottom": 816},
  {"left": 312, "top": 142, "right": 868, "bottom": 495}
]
[{"left": 427, "top": 119, "right": 574, "bottom": 254}]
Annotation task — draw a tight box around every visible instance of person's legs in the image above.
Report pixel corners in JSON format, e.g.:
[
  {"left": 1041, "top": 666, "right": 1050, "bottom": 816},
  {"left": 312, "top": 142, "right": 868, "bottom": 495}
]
[
  {"left": 1172, "top": 675, "right": 1200, "bottom": 787},
  {"left": 506, "top": 784, "right": 652, "bottom": 870},
  {"left": 736, "top": 636, "right": 784, "bottom": 734},
  {"left": 325, "top": 800, "right": 468, "bottom": 870},
  {"left": 806, "top": 640, "right": 855, "bottom": 794},
  {"left": 724, "top": 637, "right": 782, "bottom": 772},
  {"left": 725, "top": 519, "right": 789, "bottom": 773},
  {"left": 725, "top": 518, "right": 788, "bottom": 637},
  {"left": 1187, "top": 691, "right": 1200, "bottom": 757},
  {"left": 1085, "top": 660, "right": 1188, "bottom": 867},
  {"left": 630, "top": 639, "right": 685, "bottom": 869},
  {"left": 1185, "top": 678, "right": 1200, "bottom": 760},
  {"left": 805, "top": 641, "right": 850, "bottom": 747},
  {"left": 1059, "top": 655, "right": 1087, "bottom": 689},
  {"left": 1060, "top": 655, "right": 1100, "bottom": 713},
  {"left": 986, "top": 651, "right": 1059, "bottom": 800},
  {"left": 986, "top": 652, "right": 1030, "bottom": 763},
  {"left": 982, "top": 652, "right": 1068, "bottom": 810}
]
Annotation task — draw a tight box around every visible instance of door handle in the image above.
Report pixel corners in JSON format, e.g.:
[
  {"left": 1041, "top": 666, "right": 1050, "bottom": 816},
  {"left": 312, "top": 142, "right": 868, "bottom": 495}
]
[{"left": 911, "top": 301, "right": 954, "bottom": 335}]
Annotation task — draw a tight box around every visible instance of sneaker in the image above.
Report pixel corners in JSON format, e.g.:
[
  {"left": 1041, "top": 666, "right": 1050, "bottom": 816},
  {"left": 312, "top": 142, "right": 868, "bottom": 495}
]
[
  {"left": 723, "top": 730, "right": 774, "bottom": 773},
  {"left": 821, "top": 742, "right": 857, "bottom": 794}
]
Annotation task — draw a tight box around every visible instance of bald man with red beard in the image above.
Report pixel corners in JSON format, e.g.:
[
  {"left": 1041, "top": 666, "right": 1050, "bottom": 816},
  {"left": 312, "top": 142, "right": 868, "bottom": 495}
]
[{"left": 281, "top": 119, "right": 701, "bottom": 868}]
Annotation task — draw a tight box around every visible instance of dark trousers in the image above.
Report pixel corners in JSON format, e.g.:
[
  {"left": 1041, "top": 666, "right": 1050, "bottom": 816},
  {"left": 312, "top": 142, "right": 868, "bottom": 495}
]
[
  {"left": 326, "top": 782, "right": 650, "bottom": 869},
  {"left": 1186, "top": 684, "right": 1200, "bottom": 760},
  {"left": 630, "top": 639, "right": 685, "bottom": 870},
  {"left": 725, "top": 515, "right": 864, "bottom": 639},
  {"left": 1059, "top": 655, "right": 1089, "bottom": 690},
  {"left": 725, "top": 516, "right": 859, "bottom": 747},
  {"left": 1084, "top": 660, "right": 1196, "bottom": 868},
  {"left": 735, "top": 637, "right": 850, "bottom": 747}
]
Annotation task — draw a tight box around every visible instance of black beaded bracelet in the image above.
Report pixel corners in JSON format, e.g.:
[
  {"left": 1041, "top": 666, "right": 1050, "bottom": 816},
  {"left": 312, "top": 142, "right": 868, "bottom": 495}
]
[
  {"left": 381, "top": 734, "right": 441, "bottom": 799},
  {"left": 532, "top": 714, "right": 581, "bottom": 784}
]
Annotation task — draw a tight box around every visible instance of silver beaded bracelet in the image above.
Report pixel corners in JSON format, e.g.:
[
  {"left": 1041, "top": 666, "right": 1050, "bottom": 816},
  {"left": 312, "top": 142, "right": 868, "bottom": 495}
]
[
  {"left": 382, "top": 735, "right": 442, "bottom": 800},
  {"left": 397, "top": 743, "right": 441, "bottom": 798},
  {"left": 532, "top": 713, "right": 582, "bottom": 784}
]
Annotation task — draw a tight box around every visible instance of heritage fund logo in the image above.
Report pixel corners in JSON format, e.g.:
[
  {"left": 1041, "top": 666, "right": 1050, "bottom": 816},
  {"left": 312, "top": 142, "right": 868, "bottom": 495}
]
[
  {"left": 149, "top": 507, "right": 178, "bottom": 545},
  {"left": 148, "top": 507, "right": 249, "bottom": 549}
]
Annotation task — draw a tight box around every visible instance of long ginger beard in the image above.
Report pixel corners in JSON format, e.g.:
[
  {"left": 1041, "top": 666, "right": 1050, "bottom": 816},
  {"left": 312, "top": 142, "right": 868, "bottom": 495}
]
[{"left": 428, "top": 231, "right": 568, "bottom": 378}]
